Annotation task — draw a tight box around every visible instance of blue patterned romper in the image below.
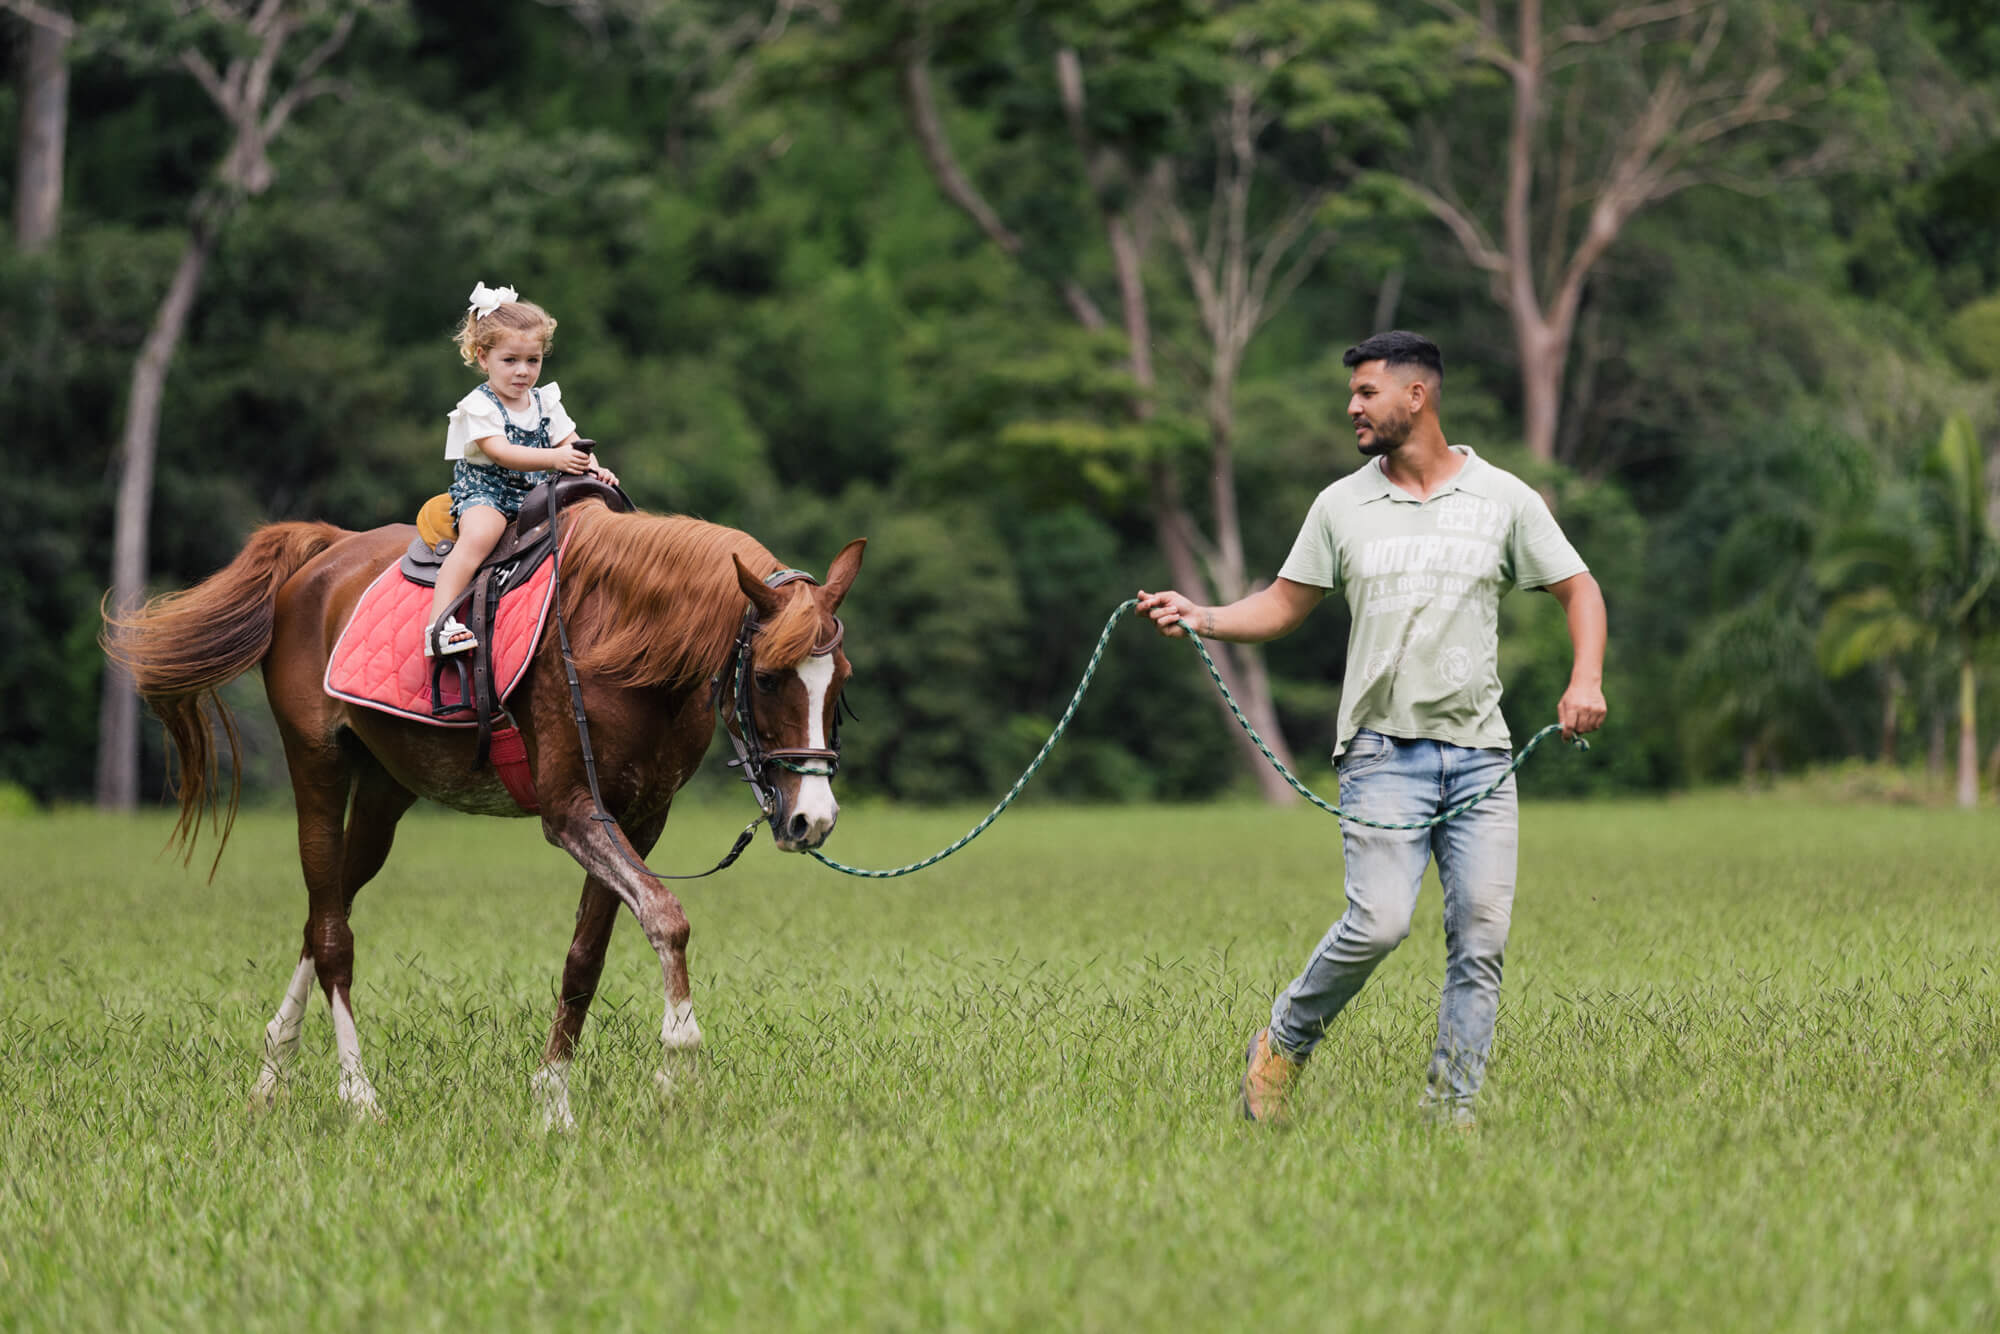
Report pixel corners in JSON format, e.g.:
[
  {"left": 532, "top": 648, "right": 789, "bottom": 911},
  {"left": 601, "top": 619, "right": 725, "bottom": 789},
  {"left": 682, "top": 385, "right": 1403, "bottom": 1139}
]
[{"left": 449, "top": 383, "right": 556, "bottom": 520}]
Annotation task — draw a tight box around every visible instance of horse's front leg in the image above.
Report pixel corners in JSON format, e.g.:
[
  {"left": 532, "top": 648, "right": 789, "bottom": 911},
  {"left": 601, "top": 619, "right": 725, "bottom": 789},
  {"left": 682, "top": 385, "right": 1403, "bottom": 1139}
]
[
  {"left": 533, "top": 811, "right": 670, "bottom": 1131},
  {"left": 542, "top": 798, "right": 701, "bottom": 1107}
]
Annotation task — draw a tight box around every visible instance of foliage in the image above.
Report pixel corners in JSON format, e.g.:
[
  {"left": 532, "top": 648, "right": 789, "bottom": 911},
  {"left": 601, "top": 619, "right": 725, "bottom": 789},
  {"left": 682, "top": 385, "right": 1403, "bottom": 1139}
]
[
  {"left": 4, "top": 0, "right": 1999, "bottom": 803},
  {"left": 1816, "top": 416, "right": 2000, "bottom": 801}
]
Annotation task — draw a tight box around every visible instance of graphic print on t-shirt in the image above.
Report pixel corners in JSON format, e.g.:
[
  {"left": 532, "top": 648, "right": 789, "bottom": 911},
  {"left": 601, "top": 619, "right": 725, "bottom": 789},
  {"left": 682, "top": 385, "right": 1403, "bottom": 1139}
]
[
  {"left": 1275, "top": 447, "right": 1588, "bottom": 756},
  {"left": 1353, "top": 495, "right": 1508, "bottom": 621}
]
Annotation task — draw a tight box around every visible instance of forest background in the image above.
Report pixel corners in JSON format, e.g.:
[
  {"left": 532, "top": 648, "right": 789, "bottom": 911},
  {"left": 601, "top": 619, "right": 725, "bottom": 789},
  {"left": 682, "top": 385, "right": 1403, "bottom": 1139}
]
[{"left": 4, "top": 0, "right": 1999, "bottom": 812}]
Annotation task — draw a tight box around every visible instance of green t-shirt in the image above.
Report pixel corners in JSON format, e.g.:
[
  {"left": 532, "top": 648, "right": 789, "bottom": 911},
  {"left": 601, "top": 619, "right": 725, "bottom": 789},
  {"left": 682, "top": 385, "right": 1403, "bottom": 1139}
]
[{"left": 1278, "top": 446, "right": 1587, "bottom": 757}]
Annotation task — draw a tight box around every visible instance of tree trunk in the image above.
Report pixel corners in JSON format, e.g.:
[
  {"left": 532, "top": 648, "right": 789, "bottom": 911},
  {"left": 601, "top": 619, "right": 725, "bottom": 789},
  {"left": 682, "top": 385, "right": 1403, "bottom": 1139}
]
[
  {"left": 13, "top": 15, "right": 68, "bottom": 253},
  {"left": 899, "top": 46, "right": 1300, "bottom": 799},
  {"left": 1879, "top": 666, "right": 1901, "bottom": 764},
  {"left": 1206, "top": 397, "right": 1300, "bottom": 797},
  {"left": 1518, "top": 316, "right": 1566, "bottom": 466},
  {"left": 1955, "top": 650, "right": 1978, "bottom": 809},
  {"left": 1146, "top": 473, "right": 1298, "bottom": 802},
  {"left": 96, "top": 217, "right": 217, "bottom": 809},
  {"left": 1373, "top": 266, "right": 1403, "bottom": 332},
  {"left": 1109, "top": 208, "right": 1296, "bottom": 801}
]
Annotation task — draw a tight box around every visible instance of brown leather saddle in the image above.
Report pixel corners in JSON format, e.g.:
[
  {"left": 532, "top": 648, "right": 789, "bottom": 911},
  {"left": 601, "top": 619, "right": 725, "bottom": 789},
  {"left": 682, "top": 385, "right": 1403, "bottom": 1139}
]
[{"left": 409, "top": 471, "right": 633, "bottom": 762}]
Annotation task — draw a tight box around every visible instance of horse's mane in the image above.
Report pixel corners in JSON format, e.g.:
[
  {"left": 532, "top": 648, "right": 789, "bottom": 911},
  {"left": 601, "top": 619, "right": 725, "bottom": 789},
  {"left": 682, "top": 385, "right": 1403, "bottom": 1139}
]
[{"left": 559, "top": 505, "right": 824, "bottom": 688}]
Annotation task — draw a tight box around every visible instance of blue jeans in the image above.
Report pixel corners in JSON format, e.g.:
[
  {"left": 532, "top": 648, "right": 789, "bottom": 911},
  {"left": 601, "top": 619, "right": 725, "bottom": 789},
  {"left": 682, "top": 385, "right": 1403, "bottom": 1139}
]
[{"left": 1268, "top": 730, "right": 1519, "bottom": 1106}]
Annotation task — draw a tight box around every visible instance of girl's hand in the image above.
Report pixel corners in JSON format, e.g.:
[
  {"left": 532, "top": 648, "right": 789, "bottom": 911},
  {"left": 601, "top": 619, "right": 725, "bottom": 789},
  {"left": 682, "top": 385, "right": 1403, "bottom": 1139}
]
[
  {"left": 587, "top": 456, "right": 619, "bottom": 488},
  {"left": 548, "top": 443, "right": 592, "bottom": 475}
]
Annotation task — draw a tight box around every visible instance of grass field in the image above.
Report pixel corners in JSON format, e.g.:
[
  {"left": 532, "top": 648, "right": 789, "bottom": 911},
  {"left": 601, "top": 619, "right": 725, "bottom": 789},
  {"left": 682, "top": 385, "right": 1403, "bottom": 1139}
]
[{"left": 2, "top": 795, "right": 1996, "bottom": 1331}]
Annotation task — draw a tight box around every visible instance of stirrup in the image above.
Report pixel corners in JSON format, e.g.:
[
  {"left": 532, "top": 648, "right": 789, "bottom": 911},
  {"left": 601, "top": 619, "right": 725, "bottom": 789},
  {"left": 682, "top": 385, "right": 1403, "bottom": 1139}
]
[{"left": 424, "top": 614, "right": 478, "bottom": 658}]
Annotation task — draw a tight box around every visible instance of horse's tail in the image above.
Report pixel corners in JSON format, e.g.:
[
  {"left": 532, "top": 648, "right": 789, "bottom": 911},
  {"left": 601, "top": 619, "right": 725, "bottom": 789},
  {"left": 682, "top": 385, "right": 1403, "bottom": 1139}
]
[{"left": 102, "top": 521, "right": 345, "bottom": 869}]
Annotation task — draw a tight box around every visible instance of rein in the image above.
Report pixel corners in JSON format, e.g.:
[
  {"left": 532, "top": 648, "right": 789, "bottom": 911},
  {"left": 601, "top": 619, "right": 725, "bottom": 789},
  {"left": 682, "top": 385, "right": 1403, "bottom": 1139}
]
[{"left": 545, "top": 499, "right": 762, "bottom": 881}]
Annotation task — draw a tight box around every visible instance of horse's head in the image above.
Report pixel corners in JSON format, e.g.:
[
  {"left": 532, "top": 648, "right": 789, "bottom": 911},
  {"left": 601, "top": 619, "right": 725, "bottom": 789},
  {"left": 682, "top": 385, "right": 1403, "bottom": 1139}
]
[{"left": 727, "top": 539, "right": 866, "bottom": 852}]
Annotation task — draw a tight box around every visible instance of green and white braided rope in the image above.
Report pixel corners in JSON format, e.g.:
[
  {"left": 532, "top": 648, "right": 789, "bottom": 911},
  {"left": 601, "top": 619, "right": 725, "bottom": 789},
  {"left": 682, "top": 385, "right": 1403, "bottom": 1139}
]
[{"left": 807, "top": 597, "right": 1587, "bottom": 878}]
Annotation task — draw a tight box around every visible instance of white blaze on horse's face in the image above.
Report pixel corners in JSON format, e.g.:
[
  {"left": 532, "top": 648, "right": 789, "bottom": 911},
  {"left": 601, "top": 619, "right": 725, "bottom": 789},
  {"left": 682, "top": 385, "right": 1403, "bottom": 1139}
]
[{"left": 778, "top": 650, "right": 839, "bottom": 850}]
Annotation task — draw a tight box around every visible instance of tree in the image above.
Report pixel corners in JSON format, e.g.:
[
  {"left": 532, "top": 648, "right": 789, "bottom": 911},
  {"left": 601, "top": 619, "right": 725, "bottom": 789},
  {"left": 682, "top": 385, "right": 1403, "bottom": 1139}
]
[
  {"left": 1818, "top": 417, "right": 2000, "bottom": 807},
  {"left": 1397, "top": 0, "right": 1887, "bottom": 468},
  {"left": 6, "top": 1, "right": 71, "bottom": 252},
  {"left": 773, "top": 1, "right": 1456, "bottom": 799},
  {"left": 94, "top": 0, "right": 370, "bottom": 809}
]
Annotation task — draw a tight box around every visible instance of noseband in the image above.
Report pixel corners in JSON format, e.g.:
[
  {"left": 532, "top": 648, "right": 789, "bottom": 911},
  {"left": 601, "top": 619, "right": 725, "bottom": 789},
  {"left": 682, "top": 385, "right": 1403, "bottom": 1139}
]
[{"left": 716, "top": 568, "right": 845, "bottom": 832}]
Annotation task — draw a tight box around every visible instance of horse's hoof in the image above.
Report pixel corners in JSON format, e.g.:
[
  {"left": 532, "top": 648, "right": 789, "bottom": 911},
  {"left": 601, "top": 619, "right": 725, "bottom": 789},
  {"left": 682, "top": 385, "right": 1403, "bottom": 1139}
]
[
  {"left": 339, "top": 1077, "right": 386, "bottom": 1123},
  {"left": 246, "top": 1070, "right": 286, "bottom": 1115},
  {"left": 531, "top": 1065, "right": 576, "bottom": 1133}
]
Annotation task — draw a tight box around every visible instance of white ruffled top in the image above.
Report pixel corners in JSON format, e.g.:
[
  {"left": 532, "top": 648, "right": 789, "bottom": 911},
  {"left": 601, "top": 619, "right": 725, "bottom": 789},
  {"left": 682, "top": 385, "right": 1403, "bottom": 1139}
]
[{"left": 444, "top": 382, "right": 578, "bottom": 466}]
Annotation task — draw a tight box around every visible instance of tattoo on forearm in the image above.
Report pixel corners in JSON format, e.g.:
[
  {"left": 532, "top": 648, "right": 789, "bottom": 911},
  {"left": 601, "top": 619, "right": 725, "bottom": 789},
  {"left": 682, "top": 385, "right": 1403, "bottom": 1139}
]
[{"left": 1201, "top": 610, "right": 1217, "bottom": 638}]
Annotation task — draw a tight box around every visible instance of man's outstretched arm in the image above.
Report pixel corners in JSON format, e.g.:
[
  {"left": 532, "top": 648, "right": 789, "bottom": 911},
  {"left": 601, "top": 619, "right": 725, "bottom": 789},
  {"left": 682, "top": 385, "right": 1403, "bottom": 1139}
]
[
  {"left": 1544, "top": 572, "right": 1608, "bottom": 738},
  {"left": 1134, "top": 578, "right": 1323, "bottom": 644}
]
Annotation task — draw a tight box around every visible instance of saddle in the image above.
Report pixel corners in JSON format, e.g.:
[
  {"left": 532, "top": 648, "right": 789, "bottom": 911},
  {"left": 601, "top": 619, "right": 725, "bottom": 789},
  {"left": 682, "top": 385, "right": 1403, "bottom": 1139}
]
[{"left": 411, "top": 471, "right": 632, "bottom": 764}]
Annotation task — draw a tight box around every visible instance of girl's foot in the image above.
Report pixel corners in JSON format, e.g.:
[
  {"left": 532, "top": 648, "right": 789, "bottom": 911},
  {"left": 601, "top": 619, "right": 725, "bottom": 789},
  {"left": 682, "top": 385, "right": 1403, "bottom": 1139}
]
[{"left": 425, "top": 614, "right": 478, "bottom": 657}]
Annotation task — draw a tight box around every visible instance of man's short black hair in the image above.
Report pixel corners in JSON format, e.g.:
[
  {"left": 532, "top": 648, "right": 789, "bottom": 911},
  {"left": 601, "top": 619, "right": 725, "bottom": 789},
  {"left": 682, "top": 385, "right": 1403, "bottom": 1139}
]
[{"left": 1342, "top": 330, "right": 1443, "bottom": 384}]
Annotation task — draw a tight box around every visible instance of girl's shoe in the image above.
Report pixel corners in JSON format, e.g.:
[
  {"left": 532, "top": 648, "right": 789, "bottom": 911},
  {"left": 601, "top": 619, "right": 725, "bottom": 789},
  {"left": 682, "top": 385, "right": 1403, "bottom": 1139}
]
[{"left": 425, "top": 614, "right": 478, "bottom": 657}]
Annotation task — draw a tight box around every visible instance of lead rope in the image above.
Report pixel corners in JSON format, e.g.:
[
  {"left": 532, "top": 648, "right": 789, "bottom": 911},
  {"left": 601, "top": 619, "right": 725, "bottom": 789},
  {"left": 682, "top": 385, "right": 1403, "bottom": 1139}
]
[{"left": 807, "top": 597, "right": 1588, "bottom": 879}]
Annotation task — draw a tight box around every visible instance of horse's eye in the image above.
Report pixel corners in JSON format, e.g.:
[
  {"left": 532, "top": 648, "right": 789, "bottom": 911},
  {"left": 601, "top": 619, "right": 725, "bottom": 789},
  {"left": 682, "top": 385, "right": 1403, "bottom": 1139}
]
[{"left": 754, "top": 671, "right": 781, "bottom": 695}]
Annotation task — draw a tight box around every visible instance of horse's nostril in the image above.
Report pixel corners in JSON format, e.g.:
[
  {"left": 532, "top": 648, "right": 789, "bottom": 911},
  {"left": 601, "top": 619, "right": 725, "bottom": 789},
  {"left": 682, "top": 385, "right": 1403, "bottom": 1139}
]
[{"left": 788, "top": 813, "right": 810, "bottom": 841}]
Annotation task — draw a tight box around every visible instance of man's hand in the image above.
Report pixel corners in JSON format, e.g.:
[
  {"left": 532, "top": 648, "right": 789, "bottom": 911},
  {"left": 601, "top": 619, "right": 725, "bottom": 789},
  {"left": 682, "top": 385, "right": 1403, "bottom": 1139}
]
[
  {"left": 1558, "top": 681, "right": 1607, "bottom": 740},
  {"left": 1135, "top": 589, "right": 1206, "bottom": 640},
  {"left": 587, "top": 455, "right": 619, "bottom": 487}
]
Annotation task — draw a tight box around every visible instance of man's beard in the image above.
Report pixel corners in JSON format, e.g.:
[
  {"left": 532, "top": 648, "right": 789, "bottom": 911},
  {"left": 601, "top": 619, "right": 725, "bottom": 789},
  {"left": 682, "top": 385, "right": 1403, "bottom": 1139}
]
[{"left": 1355, "top": 412, "right": 1411, "bottom": 458}]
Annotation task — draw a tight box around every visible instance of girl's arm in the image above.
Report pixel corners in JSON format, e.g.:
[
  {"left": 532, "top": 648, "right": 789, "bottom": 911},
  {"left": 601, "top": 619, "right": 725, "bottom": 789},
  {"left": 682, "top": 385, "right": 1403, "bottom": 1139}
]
[
  {"left": 471, "top": 434, "right": 592, "bottom": 475},
  {"left": 550, "top": 429, "right": 619, "bottom": 487}
]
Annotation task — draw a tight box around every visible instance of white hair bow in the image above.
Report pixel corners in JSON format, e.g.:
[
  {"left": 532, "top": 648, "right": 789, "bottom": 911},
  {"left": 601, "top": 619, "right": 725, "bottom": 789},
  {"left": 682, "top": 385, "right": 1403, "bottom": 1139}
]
[{"left": 467, "top": 281, "right": 518, "bottom": 320}]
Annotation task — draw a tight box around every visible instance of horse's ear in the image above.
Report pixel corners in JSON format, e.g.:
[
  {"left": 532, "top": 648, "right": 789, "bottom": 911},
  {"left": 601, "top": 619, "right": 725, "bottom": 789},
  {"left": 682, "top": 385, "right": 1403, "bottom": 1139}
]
[
  {"left": 734, "top": 554, "right": 785, "bottom": 620},
  {"left": 822, "top": 538, "right": 867, "bottom": 613}
]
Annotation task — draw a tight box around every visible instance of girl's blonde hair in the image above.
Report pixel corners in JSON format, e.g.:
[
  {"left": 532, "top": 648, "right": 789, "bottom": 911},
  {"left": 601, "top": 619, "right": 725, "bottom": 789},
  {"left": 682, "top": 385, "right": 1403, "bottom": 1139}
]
[{"left": 454, "top": 299, "right": 558, "bottom": 367}]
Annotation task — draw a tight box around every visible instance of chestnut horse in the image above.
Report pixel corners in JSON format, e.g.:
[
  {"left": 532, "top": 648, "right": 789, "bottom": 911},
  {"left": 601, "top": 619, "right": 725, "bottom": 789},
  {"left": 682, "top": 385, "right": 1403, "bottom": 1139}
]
[{"left": 107, "top": 503, "right": 864, "bottom": 1127}]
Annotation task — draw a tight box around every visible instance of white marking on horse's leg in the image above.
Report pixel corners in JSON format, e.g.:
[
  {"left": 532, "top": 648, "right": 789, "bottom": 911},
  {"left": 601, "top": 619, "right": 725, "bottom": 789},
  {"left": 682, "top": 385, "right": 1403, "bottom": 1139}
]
[
  {"left": 662, "top": 996, "right": 702, "bottom": 1052},
  {"left": 330, "top": 989, "right": 383, "bottom": 1119},
  {"left": 547, "top": 817, "right": 698, "bottom": 1102},
  {"left": 249, "top": 954, "right": 317, "bottom": 1105},
  {"left": 788, "top": 653, "right": 840, "bottom": 842},
  {"left": 531, "top": 1059, "right": 575, "bottom": 1133}
]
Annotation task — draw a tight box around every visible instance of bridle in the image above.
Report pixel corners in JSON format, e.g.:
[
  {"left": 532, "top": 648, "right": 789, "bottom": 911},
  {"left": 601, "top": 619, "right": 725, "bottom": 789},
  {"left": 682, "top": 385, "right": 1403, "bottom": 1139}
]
[
  {"left": 547, "top": 496, "right": 849, "bottom": 879},
  {"left": 713, "top": 567, "right": 848, "bottom": 836}
]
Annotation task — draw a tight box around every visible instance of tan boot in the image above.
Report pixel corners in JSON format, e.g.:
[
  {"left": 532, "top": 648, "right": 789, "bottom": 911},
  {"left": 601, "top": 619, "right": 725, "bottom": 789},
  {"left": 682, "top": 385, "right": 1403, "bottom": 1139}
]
[{"left": 1241, "top": 1027, "right": 1303, "bottom": 1123}]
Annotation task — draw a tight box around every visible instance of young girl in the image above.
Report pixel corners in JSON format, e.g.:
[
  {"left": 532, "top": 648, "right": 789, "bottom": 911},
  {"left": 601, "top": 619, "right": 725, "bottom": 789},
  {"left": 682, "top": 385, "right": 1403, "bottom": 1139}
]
[{"left": 427, "top": 282, "right": 617, "bottom": 656}]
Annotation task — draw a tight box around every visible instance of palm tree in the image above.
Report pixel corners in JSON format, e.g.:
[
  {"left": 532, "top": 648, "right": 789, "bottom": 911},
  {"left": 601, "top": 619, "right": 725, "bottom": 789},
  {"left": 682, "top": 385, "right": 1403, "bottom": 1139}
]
[
  {"left": 1818, "top": 417, "right": 2000, "bottom": 808},
  {"left": 1679, "top": 597, "right": 1837, "bottom": 784}
]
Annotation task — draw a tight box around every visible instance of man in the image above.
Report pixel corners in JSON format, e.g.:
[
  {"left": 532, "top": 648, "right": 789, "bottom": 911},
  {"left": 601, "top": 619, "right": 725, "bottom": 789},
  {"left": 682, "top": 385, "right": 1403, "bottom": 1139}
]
[{"left": 1137, "top": 330, "right": 1607, "bottom": 1126}]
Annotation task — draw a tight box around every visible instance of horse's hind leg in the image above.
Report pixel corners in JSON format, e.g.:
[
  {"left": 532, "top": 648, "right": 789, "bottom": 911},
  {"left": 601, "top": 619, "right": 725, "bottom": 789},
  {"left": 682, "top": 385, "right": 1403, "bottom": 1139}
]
[
  {"left": 249, "top": 953, "right": 318, "bottom": 1107},
  {"left": 255, "top": 747, "right": 413, "bottom": 1117},
  {"left": 533, "top": 808, "right": 667, "bottom": 1131}
]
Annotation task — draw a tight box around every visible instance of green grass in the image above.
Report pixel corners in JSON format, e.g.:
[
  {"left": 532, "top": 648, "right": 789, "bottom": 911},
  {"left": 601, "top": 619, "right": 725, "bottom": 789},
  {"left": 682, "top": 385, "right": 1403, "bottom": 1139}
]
[{"left": 2, "top": 797, "right": 1996, "bottom": 1331}]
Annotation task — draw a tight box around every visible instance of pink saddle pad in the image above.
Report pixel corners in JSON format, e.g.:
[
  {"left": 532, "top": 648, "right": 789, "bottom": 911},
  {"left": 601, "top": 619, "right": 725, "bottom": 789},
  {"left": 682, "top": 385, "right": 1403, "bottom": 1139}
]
[{"left": 323, "top": 549, "right": 561, "bottom": 727}]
